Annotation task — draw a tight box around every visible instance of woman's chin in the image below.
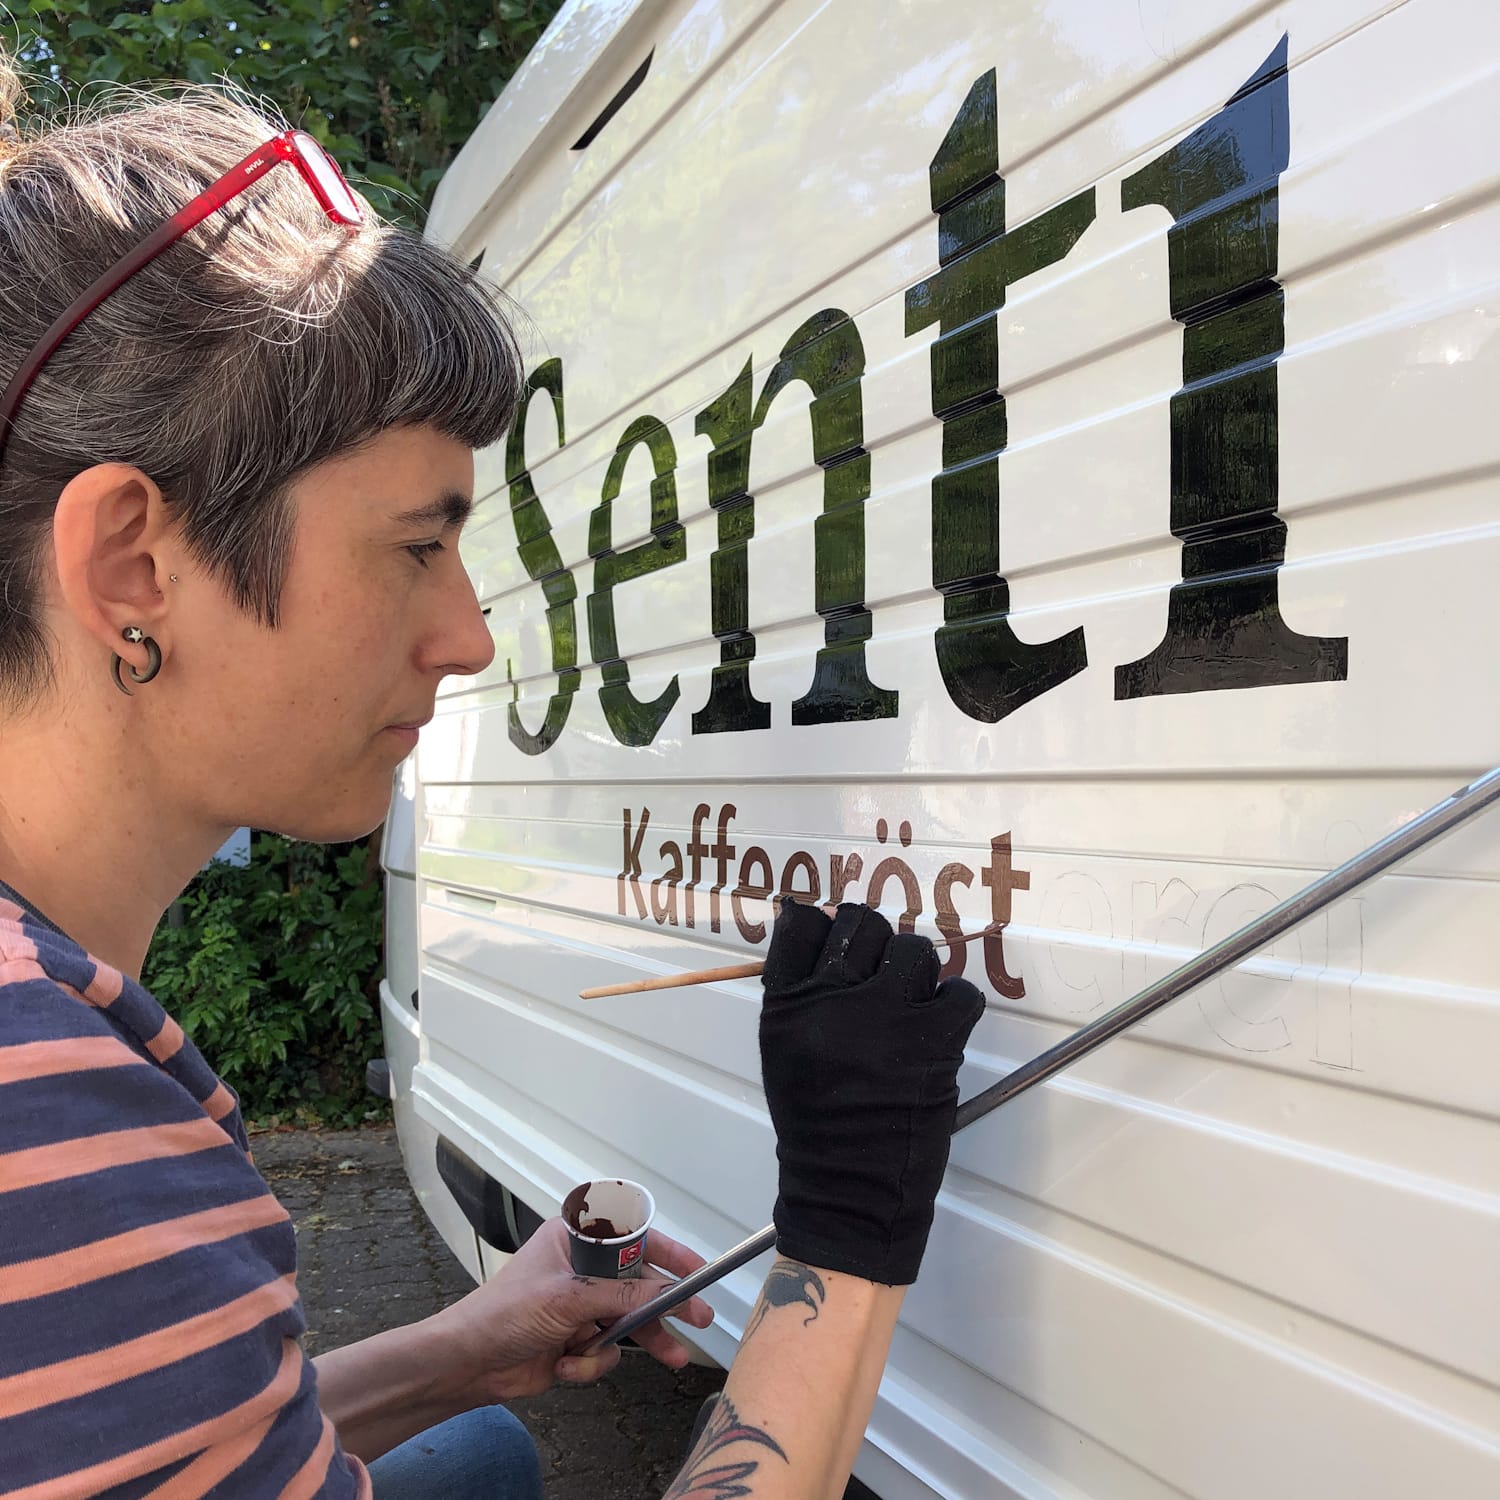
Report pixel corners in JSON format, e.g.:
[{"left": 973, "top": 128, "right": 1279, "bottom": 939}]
[{"left": 256, "top": 798, "right": 390, "bottom": 847}]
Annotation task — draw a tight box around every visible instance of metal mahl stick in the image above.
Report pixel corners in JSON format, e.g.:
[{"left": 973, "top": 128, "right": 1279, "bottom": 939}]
[{"left": 578, "top": 765, "right": 1500, "bottom": 1355}]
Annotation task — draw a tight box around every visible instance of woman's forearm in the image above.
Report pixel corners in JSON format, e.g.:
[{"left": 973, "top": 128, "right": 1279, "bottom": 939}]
[
  {"left": 314, "top": 1317, "right": 478, "bottom": 1462},
  {"left": 665, "top": 1260, "right": 904, "bottom": 1500}
]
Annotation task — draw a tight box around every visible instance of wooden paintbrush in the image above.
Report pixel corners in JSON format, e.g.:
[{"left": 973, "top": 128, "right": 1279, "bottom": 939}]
[{"left": 578, "top": 926, "right": 994, "bottom": 999}]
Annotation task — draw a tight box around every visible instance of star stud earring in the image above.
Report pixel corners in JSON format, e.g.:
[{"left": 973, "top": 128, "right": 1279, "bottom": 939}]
[{"left": 111, "top": 626, "right": 162, "bottom": 694}]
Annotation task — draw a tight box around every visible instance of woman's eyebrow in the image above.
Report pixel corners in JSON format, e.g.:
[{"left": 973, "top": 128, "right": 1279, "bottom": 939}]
[{"left": 390, "top": 490, "right": 473, "bottom": 529}]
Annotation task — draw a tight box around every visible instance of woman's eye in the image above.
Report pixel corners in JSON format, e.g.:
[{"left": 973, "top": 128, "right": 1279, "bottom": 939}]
[{"left": 406, "top": 540, "right": 445, "bottom": 566}]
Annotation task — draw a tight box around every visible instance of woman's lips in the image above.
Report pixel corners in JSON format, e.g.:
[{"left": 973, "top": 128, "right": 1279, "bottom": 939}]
[{"left": 383, "top": 716, "right": 430, "bottom": 750}]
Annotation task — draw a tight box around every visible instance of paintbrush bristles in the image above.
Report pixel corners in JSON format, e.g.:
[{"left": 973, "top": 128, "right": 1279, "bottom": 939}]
[{"left": 577, "top": 926, "right": 995, "bottom": 1000}]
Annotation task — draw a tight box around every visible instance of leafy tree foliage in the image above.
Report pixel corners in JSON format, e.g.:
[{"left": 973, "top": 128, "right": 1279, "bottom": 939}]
[{"left": 13, "top": 0, "right": 563, "bottom": 224}]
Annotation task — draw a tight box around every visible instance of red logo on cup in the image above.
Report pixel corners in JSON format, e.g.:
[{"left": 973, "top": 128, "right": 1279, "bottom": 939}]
[{"left": 618, "top": 1240, "right": 644, "bottom": 1271}]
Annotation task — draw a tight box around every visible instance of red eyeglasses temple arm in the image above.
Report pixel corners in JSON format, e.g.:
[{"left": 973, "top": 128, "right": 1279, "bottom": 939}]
[{"left": 0, "top": 134, "right": 324, "bottom": 449}]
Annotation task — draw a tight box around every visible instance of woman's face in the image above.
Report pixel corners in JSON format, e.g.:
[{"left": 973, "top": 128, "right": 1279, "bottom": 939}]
[{"left": 160, "top": 423, "right": 494, "bottom": 842}]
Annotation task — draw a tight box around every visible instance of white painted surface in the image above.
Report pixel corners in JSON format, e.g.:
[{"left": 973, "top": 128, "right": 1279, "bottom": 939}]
[
  {"left": 390, "top": 2, "right": 1500, "bottom": 1495},
  {"left": 381, "top": 760, "right": 483, "bottom": 1283}
]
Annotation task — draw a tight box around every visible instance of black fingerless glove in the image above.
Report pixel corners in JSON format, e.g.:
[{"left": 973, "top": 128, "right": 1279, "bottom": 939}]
[{"left": 759, "top": 901, "right": 986, "bottom": 1286}]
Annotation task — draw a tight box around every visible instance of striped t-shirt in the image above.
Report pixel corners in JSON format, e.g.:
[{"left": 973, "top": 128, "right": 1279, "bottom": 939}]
[{"left": 0, "top": 892, "right": 370, "bottom": 1497}]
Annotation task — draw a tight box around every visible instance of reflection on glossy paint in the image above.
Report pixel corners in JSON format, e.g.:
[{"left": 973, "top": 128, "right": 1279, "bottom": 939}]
[
  {"left": 752, "top": 311, "right": 898, "bottom": 727},
  {"left": 503, "top": 359, "right": 579, "bottom": 755},
  {"left": 1115, "top": 35, "right": 1349, "bottom": 698},
  {"left": 501, "top": 39, "right": 1354, "bottom": 754},
  {"left": 905, "top": 69, "right": 1095, "bottom": 723},
  {"left": 588, "top": 415, "right": 686, "bottom": 746},
  {"left": 691, "top": 357, "right": 769, "bottom": 735},
  {"left": 692, "top": 312, "right": 899, "bottom": 733}
]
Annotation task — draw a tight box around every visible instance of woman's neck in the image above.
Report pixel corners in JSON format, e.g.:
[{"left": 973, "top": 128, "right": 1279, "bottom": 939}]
[{"left": 0, "top": 697, "right": 225, "bottom": 978}]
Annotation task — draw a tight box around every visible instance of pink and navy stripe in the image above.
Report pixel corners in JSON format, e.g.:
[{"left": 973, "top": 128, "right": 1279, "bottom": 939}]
[{"left": 0, "top": 896, "right": 368, "bottom": 1497}]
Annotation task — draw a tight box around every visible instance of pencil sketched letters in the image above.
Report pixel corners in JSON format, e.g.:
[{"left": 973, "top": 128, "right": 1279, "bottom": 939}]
[{"left": 1039, "top": 869, "right": 1361, "bottom": 1069}]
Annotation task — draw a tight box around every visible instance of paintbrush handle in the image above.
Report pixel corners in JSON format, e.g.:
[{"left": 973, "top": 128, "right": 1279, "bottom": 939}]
[
  {"left": 577, "top": 927, "right": 992, "bottom": 999},
  {"left": 579, "top": 962, "right": 767, "bottom": 1000}
]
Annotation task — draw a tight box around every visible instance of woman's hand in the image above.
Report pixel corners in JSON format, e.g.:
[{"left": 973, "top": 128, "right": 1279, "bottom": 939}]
[{"left": 429, "top": 1217, "right": 715, "bottom": 1402}]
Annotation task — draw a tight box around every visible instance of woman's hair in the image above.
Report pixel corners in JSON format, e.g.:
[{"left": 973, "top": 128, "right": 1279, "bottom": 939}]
[{"left": 0, "top": 51, "right": 523, "bottom": 704}]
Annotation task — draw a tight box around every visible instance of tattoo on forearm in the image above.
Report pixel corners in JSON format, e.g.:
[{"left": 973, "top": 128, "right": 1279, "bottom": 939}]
[
  {"left": 664, "top": 1393, "right": 787, "bottom": 1500},
  {"left": 743, "top": 1258, "right": 825, "bottom": 1341}
]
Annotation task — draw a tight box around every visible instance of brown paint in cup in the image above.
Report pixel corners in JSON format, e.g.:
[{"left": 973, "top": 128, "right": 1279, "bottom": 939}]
[{"left": 562, "top": 1178, "right": 655, "bottom": 1279}]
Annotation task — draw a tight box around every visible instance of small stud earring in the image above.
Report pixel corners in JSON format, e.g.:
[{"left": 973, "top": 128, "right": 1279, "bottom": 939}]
[
  {"left": 169, "top": 574, "right": 179, "bottom": 583},
  {"left": 111, "top": 628, "right": 162, "bottom": 695}
]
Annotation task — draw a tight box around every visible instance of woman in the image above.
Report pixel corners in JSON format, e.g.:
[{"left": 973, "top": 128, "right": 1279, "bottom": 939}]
[{"left": 0, "top": 55, "right": 983, "bottom": 1500}]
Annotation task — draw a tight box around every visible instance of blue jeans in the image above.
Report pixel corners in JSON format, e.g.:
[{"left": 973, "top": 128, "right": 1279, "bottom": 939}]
[{"left": 368, "top": 1405, "right": 542, "bottom": 1500}]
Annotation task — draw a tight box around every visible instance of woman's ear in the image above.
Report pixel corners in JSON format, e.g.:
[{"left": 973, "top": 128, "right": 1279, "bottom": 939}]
[{"left": 51, "top": 464, "right": 179, "bottom": 673}]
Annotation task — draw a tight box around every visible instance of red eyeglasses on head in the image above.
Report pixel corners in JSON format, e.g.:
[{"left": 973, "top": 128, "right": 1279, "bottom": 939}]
[{"left": 0, "top": 129, "right": 364, "bottom": 466}]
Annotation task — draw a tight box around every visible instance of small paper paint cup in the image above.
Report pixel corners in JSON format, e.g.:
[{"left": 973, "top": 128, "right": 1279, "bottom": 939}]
[{"left": 562, "top": 1178, "right": 655, "bottom": 1279}]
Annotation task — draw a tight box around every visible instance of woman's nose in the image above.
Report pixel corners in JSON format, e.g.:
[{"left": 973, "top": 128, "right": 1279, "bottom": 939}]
[{"left": 427, "top": 567, "right": 496, "bottom": 679}]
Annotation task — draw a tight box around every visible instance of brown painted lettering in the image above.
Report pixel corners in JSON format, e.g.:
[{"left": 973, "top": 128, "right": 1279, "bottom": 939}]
[
  {"left": 935, "top": 861, "right": 975, "bottom": 978},
  {"left": 982, "top": 832, "right": 1029, "bottom": 999},
  {"left": 684, "top": 803, "right": 711, "bottom": 929},
  {"left": 733, "top": 845, "right": 774, "bottom": 943},
  {"left": 779, "top": 850, "right": 821, "bottom": 904},
  {"left": 828, "top": 851, "right": 864, "bottom": 905},
  {"left": 620, "top": 807, "right": 650, "bottom": 919},
  {"left": 709, "top": 804, "right": 737, "bottom": 933},
  {"left": 868, "top": 819, "right": 921, "bottom": 933},
  {"left": 652, "top": 839, "right": 684, "bottom": 926}
]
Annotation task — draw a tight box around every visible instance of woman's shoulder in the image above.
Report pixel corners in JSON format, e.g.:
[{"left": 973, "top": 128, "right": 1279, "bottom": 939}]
[
  {"left": 0, "top": 909, "right": 127, "bottom": 1040},
  {"left": 1, "top": 907, "right": 154, "bottom": 1046},
  {"left": 0, "top": 908, "right": 248, "bottom": 1149}
]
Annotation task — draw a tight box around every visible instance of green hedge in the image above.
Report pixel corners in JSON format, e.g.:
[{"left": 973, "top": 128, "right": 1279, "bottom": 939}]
[{"left": 144, "top": 834, "right": 390, "bottom": 1127}]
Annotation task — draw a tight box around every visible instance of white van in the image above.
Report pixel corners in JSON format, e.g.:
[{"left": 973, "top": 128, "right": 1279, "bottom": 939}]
[{"left": 379, "top": 1, "right": 1500, "bottom": 1495}]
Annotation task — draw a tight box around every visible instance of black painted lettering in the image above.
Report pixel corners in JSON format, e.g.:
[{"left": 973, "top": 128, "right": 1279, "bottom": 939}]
[
  {"left": 692, "top": 316, "right": 898, "bottom": 733},
  {"left": 504, "top": 360, "right": 579, "bottom": 755},
  {"left": 692, "top": 361, "right": 769, "bottom": 735},
  {"left": 753, "top": 312, "right": 898, "bottom": 726},
  {"left": 1115, "top": 36, "right": 1347, "bottom": 698},
  {"left": 588, "top": 416, "right": 687, "bottom": 745},
  {"left": 906, "top": 71, "right": 1095, "bottom": 723}
]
